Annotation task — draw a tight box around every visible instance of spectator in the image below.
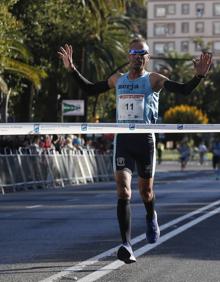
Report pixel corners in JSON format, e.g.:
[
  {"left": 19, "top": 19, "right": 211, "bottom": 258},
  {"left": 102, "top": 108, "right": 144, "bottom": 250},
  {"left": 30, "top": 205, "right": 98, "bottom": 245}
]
[
  {"left": 212, "top": 138, "right": 220, "bottom": 180},
  {"left": 178, "top": 141, "right": 191, "bottom": 170},
  {"left": 29, "top": 135, "right": 42, "bottom": 154},
  {"left": 198, "top": 141, "right": 207, "bottom": 165},
  {"left": 85, "top": 138, "right": 94, "bottom": 150},
  {"left": 52, "top": 134, "right": 63, "bottom": 153},
  {"left": 72, "top": 135, "right": 84, "bottom": 151},
  {"left": 40, "top": 135, "right": 54, "bottom": 150},
  {"left": 64, "top": 136, "right": 76, "bottom": 151},
  {"left": 157, "top": 142, "right": 164, "bottom": 164}
]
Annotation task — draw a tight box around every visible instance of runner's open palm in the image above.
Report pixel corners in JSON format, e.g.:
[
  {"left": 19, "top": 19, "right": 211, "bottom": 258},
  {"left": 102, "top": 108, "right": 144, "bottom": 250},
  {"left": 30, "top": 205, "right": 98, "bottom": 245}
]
[
  {"left": 57, "top": 44, "right": 75, "bottom": 71},
  {"left": 193, "top": 52, "right": 213, "bottom": 77}
]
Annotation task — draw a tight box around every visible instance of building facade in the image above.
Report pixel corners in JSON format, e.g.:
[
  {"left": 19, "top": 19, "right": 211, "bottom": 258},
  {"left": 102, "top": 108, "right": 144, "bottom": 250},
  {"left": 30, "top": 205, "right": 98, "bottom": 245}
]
[{"left": 147, "top": 0, "right": 220, "bottom": 70}]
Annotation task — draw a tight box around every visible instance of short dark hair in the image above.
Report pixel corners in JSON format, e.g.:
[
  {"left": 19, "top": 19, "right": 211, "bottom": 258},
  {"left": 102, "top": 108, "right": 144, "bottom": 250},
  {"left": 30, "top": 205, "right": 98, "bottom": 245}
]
[
  {"left": 129, "top": 37, "right": 150, "bottom": 54},
  {"left": 129, "top": 37, "right": 148, "bottom": 47}
]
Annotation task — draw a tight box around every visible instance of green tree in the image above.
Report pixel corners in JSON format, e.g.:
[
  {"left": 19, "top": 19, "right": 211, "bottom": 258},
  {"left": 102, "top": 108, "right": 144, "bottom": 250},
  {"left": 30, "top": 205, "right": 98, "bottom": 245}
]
[
  {"left": 158, "top": 50, "right": 217, "bottom": 124},
  {"left": 0, "top": 0, "right": 46, "bottom": 122},
  {"left": 126, "top": 0, "right": 148, "bottom": 38},
  {"left": 12, "top": 0, "right": 146, "bottom": 122},
  {"left": 164, "top": 104, "right": 208, "bottom": 124},
  {"left": 202, "top": 65, "right": 220, "bottom": 123},
  {"left": 159, "top": 51, "right": 193, "bottom": 116},
  {"left": 163, "top": 104, "right": 209, "bottom": 144},
  {"left": 193, "top": 37, "right": 212, "bottom": 53}
]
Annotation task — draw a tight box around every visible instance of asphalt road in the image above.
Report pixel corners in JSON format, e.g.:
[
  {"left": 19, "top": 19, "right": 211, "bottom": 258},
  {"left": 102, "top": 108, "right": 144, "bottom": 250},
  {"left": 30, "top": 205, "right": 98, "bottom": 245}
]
[{"left": 0, "top": 161, "right": 220, "bottom": 282}]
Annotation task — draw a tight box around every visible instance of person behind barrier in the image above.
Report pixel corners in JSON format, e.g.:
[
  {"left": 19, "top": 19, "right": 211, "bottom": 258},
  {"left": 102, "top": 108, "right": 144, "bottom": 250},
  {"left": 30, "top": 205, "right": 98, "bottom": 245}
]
[
  {"left": 198, "top": 141, "right": 207, "bottom": 165},
  {"left": 58, "top": 38, "right": 212, "bottom": 264},
  {"left": 64, "top": 135, "right": 76, "bottom": 151},
  {"left": 157, "top": 141, "right": 164, "bottom": 165},
  {"left": 29, "top": 135, "right": 42, "bottom": 155},
  {"left": 178, "top": 140, "right": 191, "bottom": 170},
  {"left": 211, "top": 137, "right": 220, "bottom": 180},
  {"left": 72, "top": 134, "right": 84, "bottom": 152}
]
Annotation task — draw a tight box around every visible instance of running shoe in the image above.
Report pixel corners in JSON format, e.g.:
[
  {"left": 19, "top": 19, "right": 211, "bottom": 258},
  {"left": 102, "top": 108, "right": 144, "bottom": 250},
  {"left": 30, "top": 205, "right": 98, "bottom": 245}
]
[
  {"left": 146, "top": 211, "right": 160, "bottom": 244},
  {"left": 117, "top": 243, "right": 136, "bottom": 264}
]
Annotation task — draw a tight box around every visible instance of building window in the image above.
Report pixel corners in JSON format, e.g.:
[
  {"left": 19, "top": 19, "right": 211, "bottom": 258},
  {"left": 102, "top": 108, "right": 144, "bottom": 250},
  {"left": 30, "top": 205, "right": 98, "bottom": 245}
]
[
  {"left": 155, "top": 5, "right": 166, "bottom": 17},
  {"left": 153, "top": 60, "right": 171, "bottom": 73},
  {"left": 182, "top": 4, "right": 190, "bottom": 15},
  {"left": 154, "top": 24, "right": 166, "bottom": 36},
  {"left": 167, "top": 4, "right": 176, "bottom": 15},
  {"left": 166, "top": 23, "right": 175, "bottom": 35},
  {"left": 213, "top": 22, "right": 220, "bottom": 34},
  {"left": 213, "top": 3, "right": 220, "bottom": 16},
  {"left": 196, "top": 3, "right": 204, "bottom": 17},
  {"left": 181, "top": 22, "right": 189, "bottom": 33},
  {"left": 195, "top": 22, "right": 204, "bottom": 33},
  {"left": 154, "top": 23, "right": 175, "bottom": 36},
  {"left": 181, "top": 41, "right": 189, "bottom": 52},
  {"left": 154, "top": 43, "right": 165, "bottom": 55},
  {"left": 155, "top": 4, "right": 176, "bottom": 17},
  {"left": 154, "top": 42, "right": 175, "bottom": 55},
  {"left": 195, "top": 42, "right": 202, "bottom": 52},
  {"left": 213, "top": 42, "right": 220, "bottom": 53}
]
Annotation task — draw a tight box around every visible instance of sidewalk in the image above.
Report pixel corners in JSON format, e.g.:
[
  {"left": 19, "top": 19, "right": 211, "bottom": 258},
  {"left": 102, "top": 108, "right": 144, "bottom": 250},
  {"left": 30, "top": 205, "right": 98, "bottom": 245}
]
[
  {"left": 154, "top": 160, "right": 215, "bottom": 181},
  {"left": 155, "top": 160, "right": 212, "bottom": 172}
]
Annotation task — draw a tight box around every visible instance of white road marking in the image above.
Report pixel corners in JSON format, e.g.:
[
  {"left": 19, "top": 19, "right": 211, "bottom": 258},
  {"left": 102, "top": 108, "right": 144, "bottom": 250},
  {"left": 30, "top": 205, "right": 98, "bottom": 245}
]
[
  {"left": 77, "top": 206, "right": 220, "bottom": 282},
  {"left": 66, "top": 199, "right": 78, "bottom": 202},
  {"left": 39, "top": 199, "right": 220, "bottom": 282},
  {"left": 26, "top": 205, "right": 42, "bottom": 209}
]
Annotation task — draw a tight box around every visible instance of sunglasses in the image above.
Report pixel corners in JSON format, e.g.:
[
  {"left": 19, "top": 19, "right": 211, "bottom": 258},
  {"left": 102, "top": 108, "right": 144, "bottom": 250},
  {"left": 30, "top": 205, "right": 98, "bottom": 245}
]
[{"left": 128, "top": 49, "right": 149, "bottom": 55}]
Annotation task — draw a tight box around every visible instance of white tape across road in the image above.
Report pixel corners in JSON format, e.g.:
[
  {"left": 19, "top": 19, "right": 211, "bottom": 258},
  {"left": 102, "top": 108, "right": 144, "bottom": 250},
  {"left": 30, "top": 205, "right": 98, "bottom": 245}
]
[
  {"left": 1, "top": 123, "right": 220, "bottom": 135},
  {"left": 39, "top": 199, "right": 220, "bottom": 282}
]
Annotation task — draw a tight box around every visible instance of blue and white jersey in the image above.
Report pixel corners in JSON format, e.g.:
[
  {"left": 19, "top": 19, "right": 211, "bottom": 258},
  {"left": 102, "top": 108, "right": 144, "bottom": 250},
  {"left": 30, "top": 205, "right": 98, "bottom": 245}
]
[{"left": 115, "top": 71, "right": 160, "bottom": 124}]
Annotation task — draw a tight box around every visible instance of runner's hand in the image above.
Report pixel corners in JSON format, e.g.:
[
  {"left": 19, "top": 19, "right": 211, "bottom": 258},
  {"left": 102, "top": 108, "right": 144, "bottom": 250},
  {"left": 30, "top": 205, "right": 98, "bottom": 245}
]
[
  {"left": 57, "top": 44, "right": 76, "bottom": 71},
  {"left": 193, "top": 52, "right": 213, "bottom": 77}
]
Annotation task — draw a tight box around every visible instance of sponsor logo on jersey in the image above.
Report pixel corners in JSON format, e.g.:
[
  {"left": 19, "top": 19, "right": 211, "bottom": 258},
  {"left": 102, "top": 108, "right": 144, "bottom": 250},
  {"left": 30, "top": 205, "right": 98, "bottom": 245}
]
[
  {"left": 118, "top": 84, "right": 139, "bottom": 91},
  {"left": 117, "top": 157, "right": 125, "bottom": 166}
]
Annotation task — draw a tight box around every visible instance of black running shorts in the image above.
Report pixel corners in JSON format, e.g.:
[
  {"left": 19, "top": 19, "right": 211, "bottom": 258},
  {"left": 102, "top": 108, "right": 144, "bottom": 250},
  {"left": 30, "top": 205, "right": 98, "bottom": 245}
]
[{"left": 113, "top": 133, "right": 156, "bottom": 179}]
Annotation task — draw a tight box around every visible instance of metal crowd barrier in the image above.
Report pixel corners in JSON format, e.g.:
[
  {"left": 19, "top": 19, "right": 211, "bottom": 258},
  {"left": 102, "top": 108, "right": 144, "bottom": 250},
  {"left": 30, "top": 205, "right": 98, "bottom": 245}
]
[{"left": 0, "top": 148, "right": 114, "bottom": 194}]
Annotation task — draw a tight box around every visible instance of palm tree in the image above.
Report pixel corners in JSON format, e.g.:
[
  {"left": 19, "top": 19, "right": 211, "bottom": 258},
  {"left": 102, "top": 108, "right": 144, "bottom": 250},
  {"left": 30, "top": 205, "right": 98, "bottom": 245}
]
[
  {"left": 9, "top": 0, "right": 146, "bottom": 121},
  {"left": 1, "top": 41, "right": 46, "bottom": 90},
  {"left": 0, "top": 2, "right": 46, "bottom": 122},
  {"left": 157, "top": 51, "right": 195, "bottom": 117},
  {"left": 76, "top": 1, "right": 146, "bottom": 121},
  {"left": 162, "top": 51, "right": 193, "bottom": 81}
]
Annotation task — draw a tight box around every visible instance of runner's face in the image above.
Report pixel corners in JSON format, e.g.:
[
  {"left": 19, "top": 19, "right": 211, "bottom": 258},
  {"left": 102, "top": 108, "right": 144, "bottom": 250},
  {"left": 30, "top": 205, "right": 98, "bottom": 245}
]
[{"left": 128, "top": 42, "right": 150, "bottom": 71}]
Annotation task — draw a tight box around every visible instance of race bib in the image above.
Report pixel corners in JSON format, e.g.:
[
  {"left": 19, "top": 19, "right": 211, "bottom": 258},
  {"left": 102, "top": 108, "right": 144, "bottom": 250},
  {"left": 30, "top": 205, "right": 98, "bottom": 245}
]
[{"left": 118, "top": 94, "right": 144, "bottom": 121}]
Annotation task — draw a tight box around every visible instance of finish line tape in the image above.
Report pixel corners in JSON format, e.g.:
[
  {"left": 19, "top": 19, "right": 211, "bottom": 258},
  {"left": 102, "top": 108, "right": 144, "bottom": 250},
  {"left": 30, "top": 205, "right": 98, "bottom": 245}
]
[{"left": 0, "top": 123, "right": 220, "bottom": 135}]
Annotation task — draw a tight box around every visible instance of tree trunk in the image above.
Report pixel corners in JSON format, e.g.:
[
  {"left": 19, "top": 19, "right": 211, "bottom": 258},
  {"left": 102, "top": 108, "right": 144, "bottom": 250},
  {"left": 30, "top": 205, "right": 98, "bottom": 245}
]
[
  {"left": 0, "top": 90, "right": 11, "bottom": 123},
  {"left": 78, "top": 47, "right": 86, "bottom": 122},
  {"left": 0, "top": 92, "right": 7, "bottom": 122},
  {"left": 19, "top": 80, "right": 34, "bottom": 122},
  {"left": 44, "top": 75, "right": 59, "bottom": 122},
  {"left": 92, "top": 95, "right": 99, "bottom": 120}
]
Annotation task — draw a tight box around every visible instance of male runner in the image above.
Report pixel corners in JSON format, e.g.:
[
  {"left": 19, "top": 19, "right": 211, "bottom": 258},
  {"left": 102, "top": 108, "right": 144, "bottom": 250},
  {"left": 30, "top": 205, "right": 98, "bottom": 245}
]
[{"left": 58, "top": 38, "right": 212, "bottom": 264}]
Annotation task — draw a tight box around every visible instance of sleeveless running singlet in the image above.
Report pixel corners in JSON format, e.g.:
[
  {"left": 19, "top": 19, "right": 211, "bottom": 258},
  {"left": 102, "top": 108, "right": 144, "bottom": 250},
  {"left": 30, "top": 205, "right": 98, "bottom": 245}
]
[
  {"left": 115, "top": 71, "right": 160, "bottom": 124},
  {"left": 113, "top": 71, "right": 159, "bottom": 178}
]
